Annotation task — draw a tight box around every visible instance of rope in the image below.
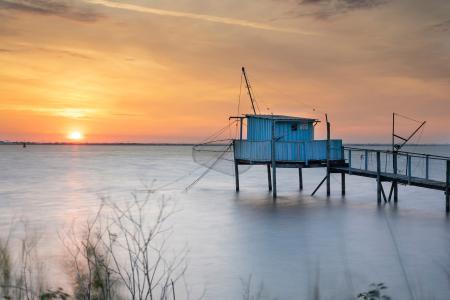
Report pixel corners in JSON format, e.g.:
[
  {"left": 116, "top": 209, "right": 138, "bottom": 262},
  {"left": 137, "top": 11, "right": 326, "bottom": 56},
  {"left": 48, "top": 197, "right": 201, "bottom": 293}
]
[
  {"left": 394, "top": 112, "right": 422, "bottom": 123},
  {"left": 383, "top": 211, "right": 415, "bottom": 300},
  {"left": 185, "top": 143, "right": 232, "bottom": 191},
  {"left": 198, "top": 120, "right": 237, "bottom": 145}
]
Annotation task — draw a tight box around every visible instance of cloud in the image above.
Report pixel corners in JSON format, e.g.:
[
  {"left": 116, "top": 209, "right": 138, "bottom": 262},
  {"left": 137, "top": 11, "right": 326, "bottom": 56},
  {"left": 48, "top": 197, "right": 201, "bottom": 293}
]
[
  {"left": 290, "top": 0, "right": 389, "bottom": 19},
  {"left": 85, "top": 0, "right": 314, "bottom": 35},
  {"left": 0, "top": 43, "right": 94, "bottom": 59},
  {"left": 429, "top": 19, "right": 450, "bottom": 32},
  {"left": 0, "top": 0, "right": 102, "bottom": 22}
]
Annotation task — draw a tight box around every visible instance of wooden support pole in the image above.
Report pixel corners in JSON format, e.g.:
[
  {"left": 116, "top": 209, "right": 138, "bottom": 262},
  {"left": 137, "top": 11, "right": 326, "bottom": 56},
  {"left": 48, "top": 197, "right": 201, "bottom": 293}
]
[
  {"left": 271, "top": 119, "right": 277, "bottom": 199},
  {"left": 299, "top": 168, "right": 303, "bottom": 191},
  {"left": 311, "top": 176, "right": 327, "bottom": 196},
  {"left": 267, "top": 164, "right": 272, "bottom": 191},
  {"left": 425, "top": 155, "right": 430, "bottom": 180},
  {"left": 393, "top": 151, "right": 398, "bottom": 203},
  {"left": 377, "top": 151, "right": 381, "bottom": 204},
  {"left": 365, "top": 149, "right": 368, "bottom": 171},
  {"left": 388, "top": 182, "right": 394, "bottom": 203},
  {"left": 326, "top": 120, "right": 331, "bottom": 196},
  {"left": 349, "top": 149, "right": 352, "bottom": 175},
  {"left": 234, "top": 160, "right": 240, "bottom": 192},
  {"left": 233, "top": 140, "right": 239, "bottom": 192},
  {"left": 341, "top": 172, "right": 346, "bottom": 195},
  {"left": 446, "top": 160, "right": 449, "bottom": 213},
  {"left": 380, "top": 184, "right": 388, "bottom": 203},
  {"left": 407, "top": 154, "right": 412, "bottom": 184},
  {"left": 239, "top": 117, "right": 243, "bottom": 141}
]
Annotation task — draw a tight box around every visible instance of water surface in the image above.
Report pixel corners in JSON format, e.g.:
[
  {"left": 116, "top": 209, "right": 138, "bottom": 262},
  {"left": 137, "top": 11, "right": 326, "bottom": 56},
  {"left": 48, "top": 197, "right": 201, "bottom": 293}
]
[{"left": 0, "top": 145, "right": 449, "bottom": 299}]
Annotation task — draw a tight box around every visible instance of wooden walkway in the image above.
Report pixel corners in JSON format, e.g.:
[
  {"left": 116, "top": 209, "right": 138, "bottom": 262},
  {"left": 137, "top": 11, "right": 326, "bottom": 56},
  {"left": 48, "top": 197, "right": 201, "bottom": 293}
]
[
  {"left": 331, "top": 147, "right": 450, "bottom": 212},
  {"left": 331, "top": 167, "right": 447, "bottom": 191}
]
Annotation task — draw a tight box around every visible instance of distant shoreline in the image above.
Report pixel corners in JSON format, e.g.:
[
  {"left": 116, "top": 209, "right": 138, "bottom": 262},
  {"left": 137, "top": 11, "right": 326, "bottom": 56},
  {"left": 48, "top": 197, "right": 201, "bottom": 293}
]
[
  {"left": 1, "top": 142, "right": 449, "bottom": 146},
  {"left": 0, "top": 142, "right": 197, "bottom": 146}
]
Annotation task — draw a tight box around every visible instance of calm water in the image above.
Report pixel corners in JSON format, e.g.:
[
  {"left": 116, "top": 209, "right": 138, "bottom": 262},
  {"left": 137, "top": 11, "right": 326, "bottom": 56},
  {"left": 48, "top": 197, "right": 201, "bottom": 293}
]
[{"left": 1, "top": 144, "right": 450, "bottom": 299}]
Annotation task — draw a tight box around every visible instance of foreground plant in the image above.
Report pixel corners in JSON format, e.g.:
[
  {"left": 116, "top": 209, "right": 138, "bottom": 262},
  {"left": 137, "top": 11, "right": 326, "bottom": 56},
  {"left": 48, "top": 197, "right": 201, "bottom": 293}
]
[
  {"left": 357, "top": 283, "right": 391, "bottom": 300},
  {"left": 61, "top": 192, "right": 188, "bottom": 300}
]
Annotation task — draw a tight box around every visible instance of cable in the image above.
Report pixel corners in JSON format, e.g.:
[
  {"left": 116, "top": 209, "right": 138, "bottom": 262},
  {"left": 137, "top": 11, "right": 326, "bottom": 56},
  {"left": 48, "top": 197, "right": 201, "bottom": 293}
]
[
  {"left": 394, "top": 113, "right": 422, "bottom": 123},
  {"left": 383, "top": 211, "right": 415, "bottom": 300}
]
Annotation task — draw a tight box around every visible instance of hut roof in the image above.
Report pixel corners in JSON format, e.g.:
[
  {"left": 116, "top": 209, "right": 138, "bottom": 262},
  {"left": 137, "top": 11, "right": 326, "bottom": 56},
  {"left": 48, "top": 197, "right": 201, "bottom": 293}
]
[{"left": 245, "top": 114, "right": 318, "bottom": 122}]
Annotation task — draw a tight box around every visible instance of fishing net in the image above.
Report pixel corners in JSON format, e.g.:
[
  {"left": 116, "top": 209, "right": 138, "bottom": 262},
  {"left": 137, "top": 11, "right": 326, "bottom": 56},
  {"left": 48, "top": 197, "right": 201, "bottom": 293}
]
[
  {"left": 192, "top": 140, "right": 251, "bottom": 176},
  {"left": 192, "top": 120, "right": 251, "bottom": 176}
]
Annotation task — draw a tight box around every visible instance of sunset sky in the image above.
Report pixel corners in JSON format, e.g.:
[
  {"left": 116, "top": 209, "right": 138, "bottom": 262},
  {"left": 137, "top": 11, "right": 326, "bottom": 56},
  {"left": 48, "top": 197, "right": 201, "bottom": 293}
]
[{"left": 0, "top": 0, "right": 449, "bottom": 143}]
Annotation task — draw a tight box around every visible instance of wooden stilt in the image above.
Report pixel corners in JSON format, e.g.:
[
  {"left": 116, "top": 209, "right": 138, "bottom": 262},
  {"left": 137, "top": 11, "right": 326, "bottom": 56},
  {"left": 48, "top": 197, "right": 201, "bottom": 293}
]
[
  {"left": 380, "top": 183, "right": 388, "bottom": 203},
  {"left": 234, "top": 160, "right": 239, "bottom": 192},
  {"left": 393, "top": 152, "right": 398, "bottom": 203},
  {"left": 341, "top": 172, "right": 346, "bottom": 195},
  {"left": 271, "top": 119, "right": 277, "bottom": 200},
  {"left": 272, "top": 162, "right": 277, "bottom": 199},
  {"left": 299, "top": 168, "right": 303, "bottom": 191},
  {"left": 388, "top": 183, "right": 394, "bottom": 203},
  {"left": 233, "top": 140, "right": 239, "bottom": 192},
  {"left": 377, "top": 152, "right": 381, "bottom": 204},
  {"left": 326, "top": 119, "right": 331, "bottom": 196},
  {"left": 311, "top": 176, "right": 327, "bottom": 196},
  {"left": 267, "top": 164, "right": 272, "bottom": 191},
  {"left": 446, "top": 160, "right": 449, "bottom": 213}
]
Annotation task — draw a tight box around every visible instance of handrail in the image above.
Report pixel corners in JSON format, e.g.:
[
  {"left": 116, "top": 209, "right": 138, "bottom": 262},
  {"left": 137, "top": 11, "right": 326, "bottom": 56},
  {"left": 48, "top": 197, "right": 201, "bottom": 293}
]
[{"left": 343, "top": 146, "right": 450, "bottom": 161}]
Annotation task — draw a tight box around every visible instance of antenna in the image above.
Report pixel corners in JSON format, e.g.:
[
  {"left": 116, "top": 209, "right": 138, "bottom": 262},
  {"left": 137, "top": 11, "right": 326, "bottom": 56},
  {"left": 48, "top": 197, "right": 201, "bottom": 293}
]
[
  {"left": 392, "top": 112, "right": 426, "bottom": 151},
  {"left": 241, "top": 67, "right": 258, "bottom": 115}
]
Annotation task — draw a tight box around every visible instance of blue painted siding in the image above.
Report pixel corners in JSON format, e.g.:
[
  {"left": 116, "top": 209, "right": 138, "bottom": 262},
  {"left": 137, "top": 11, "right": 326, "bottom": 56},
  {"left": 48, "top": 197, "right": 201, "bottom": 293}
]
[
  {"left": 234, "top": 140, "right": 343, "bottom": 162},
  {"left": 247, "top": 116, "right": 314, "bottom": 142}
]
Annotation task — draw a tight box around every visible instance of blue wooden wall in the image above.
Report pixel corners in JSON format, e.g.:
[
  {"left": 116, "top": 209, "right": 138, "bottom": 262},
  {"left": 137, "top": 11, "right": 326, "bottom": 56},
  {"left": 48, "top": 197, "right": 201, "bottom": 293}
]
[
  {"left": 234, "top": 140, "right": 343, "bottom": 162},
  {"left": 247, "top": 116, "right": 314, "bottom": 141}
]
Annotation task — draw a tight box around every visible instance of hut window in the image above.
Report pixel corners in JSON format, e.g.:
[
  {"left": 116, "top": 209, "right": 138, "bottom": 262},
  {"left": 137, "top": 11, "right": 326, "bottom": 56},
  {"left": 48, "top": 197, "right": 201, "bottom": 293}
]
[
  {"left": 299, "top": 123, "right": 308, "bottom": 130},
  {"left": 291, "top": 123, "right": 298, "bottom": 131}
]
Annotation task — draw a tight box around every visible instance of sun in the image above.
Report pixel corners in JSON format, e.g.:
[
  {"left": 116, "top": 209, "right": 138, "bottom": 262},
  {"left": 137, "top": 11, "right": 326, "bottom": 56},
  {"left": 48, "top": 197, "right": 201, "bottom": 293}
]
[{"left": 68, "top": 131, "right": 84, "bottom": 141}]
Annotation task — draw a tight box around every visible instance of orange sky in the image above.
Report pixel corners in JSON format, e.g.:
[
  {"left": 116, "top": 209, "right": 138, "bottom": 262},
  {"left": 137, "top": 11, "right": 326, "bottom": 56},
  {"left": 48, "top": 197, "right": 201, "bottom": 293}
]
[{"left": 0, "top": 0, "right": 449, "bottom": 143}]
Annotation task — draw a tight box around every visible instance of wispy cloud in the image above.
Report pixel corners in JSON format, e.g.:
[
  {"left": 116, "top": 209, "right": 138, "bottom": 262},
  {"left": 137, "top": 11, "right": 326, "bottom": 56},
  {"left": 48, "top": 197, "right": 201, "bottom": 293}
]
[
  {"left": 0, "top": 43, "right": 94, "bottom": 59},
  {"left": 289, "top": 0, "right": 389, "bottom": 19},
  {"left": 0, "top": 0, "right": 102, "bottom": 22},
  {"left": 429, "top": 19, "right": 450, "bottom": 32},
  {"left": 85, "top": 0, "right": 314, "bottom": 35}
]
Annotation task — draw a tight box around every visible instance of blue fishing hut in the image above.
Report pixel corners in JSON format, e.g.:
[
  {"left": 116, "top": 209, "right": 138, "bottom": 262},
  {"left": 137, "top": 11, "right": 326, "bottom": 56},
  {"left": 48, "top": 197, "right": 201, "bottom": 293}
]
[{"left": 232, "top": 114, "right": 345, "bottom": 198}]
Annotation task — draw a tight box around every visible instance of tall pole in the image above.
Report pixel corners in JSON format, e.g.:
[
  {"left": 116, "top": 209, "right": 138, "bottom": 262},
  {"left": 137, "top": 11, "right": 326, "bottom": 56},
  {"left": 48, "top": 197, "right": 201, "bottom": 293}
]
[
  {"left": 326, "top": 114, "right": 331, "bottom": 196},
  {"left": 392, "top": 113, "right": 395, "bottom": 152},
  {"left": 271, "top": 118, "right": 277, "bottom": 199},
  {"left": 446, "top": 160, "right": 449, "bottom": 213},
  {"left": 242, "top": 67, "right": 257, "bottom": 115},
  {"left": 239, "top": 117, "right": 243, "bottom": 141},
  {"left": 233, "top": 140, "right": 239, "bottom": 192}
]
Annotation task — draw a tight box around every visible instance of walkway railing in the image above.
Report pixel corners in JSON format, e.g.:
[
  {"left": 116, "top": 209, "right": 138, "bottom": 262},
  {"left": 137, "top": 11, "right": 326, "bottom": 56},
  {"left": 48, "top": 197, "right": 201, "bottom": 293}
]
[{"left": 343, "top": 146, "right": 450, "bottom": 183}]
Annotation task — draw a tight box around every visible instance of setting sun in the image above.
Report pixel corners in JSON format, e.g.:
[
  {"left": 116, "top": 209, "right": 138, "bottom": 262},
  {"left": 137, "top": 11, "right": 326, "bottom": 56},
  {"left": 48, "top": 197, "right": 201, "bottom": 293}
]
[{"left": 68, "top": 131, "right": 84, "bottom": 141}]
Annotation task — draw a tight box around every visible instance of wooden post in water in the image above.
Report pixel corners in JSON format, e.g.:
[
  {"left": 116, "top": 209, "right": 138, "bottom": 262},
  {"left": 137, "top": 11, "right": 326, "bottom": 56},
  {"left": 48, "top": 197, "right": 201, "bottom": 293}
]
[
  {"left": 271, "top": 119, "right": 277, "bottom": 199},
  {"left": 341, "top": 146, "right": 346, "bottom": 195},
  {"left": 446, "top": 160, "right": 449, "bottom": 213},
  {"left": 326, "top": 118, "right": 331, "bottom": 196},
  {"left": 233, "top": 140, "right": 239, "bottom": 192},
  {"left": 365, "top": 149, "right": 368, "bottom": 171},
  {"left": 267, "top": 164, "right": 272, "bottom": 191},
  {"left": 393, "top": 151, "right": 398, "bottom": 203},
  {"left": 407, "top": 154, "right": 412, "bottom": 184},
  {"left": 348, "top": 149, "right": 352, "bottom": 175},
  {"left": 299, "top": 168, "right": 303, "bottom": 191},
  {"left": 377, "top": 151, "right": 381, "bottom": 204}
]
